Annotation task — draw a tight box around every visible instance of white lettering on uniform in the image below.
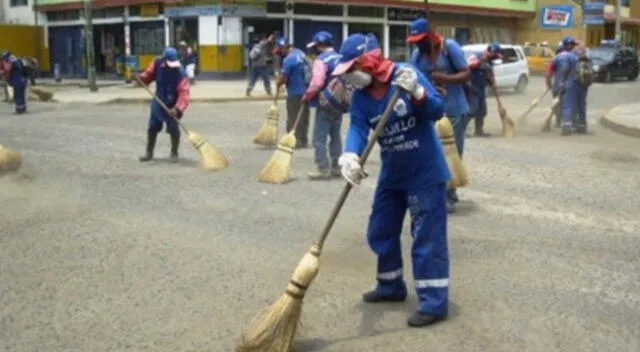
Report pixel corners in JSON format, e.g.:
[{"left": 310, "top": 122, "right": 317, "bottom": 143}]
[
  {"left": 380, "top": 139, "right": 420, "bottom": 152},
  {"left": 381, "top": 116, "right": 416, "bottom": 137},
  {"left": 369, "top": 115, "right": 381, "bottom": 124}
]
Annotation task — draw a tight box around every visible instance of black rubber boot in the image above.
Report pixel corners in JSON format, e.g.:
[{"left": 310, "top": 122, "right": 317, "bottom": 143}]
[
  {"left": 169, "top": 133, "right": 180, "bottom": 163},
  {"left": 362, "top": 290, "right": 407, "bottom": 303},
  {"left": 474, "top": 118, "right": 491, "bottom": 137},
  {"left": 407, "top": 311, "right": 446, "bottom": 328},
  {"left": 139, "top": 130, "right": 158, "bottom": 162}
]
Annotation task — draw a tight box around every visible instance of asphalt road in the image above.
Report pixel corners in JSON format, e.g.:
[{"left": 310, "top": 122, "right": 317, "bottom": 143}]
[{"left": 1, "top": 77, "right": 639, "bottom": 352}]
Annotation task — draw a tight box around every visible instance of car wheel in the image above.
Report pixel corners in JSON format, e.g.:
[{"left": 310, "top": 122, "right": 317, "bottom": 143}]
[
  {"left": 604, "top": 70, "right": 612, "bottom": 83},
  {"left": 628, "top": 68, "right": 639, "bottom": 81},
  {"left": 515, "top": 75, "right": 528, "bottom": 94}
]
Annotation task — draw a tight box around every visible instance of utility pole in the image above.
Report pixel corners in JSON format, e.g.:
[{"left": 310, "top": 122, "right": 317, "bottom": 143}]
[
  {"left": 34, "top": 0, "right": 41, "bottom": 78},
  {"left": 614, "top": 0, "right": 622, "bottom": 42},
  {"left": 83, "top": 0, "right": 98, "bottom": 92}
]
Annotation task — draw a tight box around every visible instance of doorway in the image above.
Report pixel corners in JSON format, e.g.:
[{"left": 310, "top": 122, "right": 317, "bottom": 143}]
[
  {"left": 243, "top": 18, "right": 285, "bottom": 72},
  {"left": 93, "top": 23, "right": 124, "bottom": 75}
]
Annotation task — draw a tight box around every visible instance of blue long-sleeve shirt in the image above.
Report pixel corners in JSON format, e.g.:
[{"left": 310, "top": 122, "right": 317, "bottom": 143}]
[{"left": 344, "top": 63, "right": 451, "bottom": 189}]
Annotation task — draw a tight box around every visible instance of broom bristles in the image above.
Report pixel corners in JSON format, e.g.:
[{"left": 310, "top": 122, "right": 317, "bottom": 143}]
[
  {"left": 30, "top": 87, "right": 54, "bottom": 101},
  {"left": 0, "top": 145, "right": 23, "bottom": 173},
  {"left": 499, "top": 107, "right": 516, "bottom": 138},
  {"left": 237, "top": 245, "right": 322, "bottom": 352},
  {"left": 253, "top": 105, "right": 279, "bottom": 146},
  {"left": 541, "top": 98, "right": 560, "bottom": 132},
  {"left": 257, "top": 132, "right": 296, "bottom": 184},
  {"left": 186, "top": 131, "right": 229, "bottom": 171},
  {"left": 436, "top": 118, "right": 468, "bottom": 189}
]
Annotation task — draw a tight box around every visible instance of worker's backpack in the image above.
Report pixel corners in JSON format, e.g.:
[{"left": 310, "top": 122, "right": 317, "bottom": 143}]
[
  {"left": 300, "top": 53, "right": 312, "bottom": 85},
  {"left": 575, "top": 52, "right": 593, "bottom": 86},
  {"left": 318, "top": 51, "right": 352, "bottom": 114}
]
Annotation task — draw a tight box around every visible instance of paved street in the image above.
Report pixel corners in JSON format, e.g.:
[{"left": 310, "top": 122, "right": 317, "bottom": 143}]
[{"left": 1, "top": 77, "right": 639, "bottom": 352}]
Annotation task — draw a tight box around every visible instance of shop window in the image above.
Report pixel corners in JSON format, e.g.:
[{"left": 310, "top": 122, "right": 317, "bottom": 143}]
[
  {"left": 266, "top": 1, "right": 286, "bottom": 14},
  {"left": 92, "top": 7, "right": 124, "bottom": 19},
  {"left": 348, "top": 5, "right": 384, "bottom": 18},
  {"left": 131, "top": 21, "right": 165, "bottom": 56},
  {"left": 10, "top": 0, "right": 28, "bottom": 7},
  {"left": 293, "top": 3, "right": 343, "bottom": 17},
  {"left": 129, "top": 4, "right": 164, "bottom": 17},
  {"left": 389, "top": 25, "right": 410, "bottom": 62},
  {"left": 46, "top": 10, "right": 81, "bottom": 21}
]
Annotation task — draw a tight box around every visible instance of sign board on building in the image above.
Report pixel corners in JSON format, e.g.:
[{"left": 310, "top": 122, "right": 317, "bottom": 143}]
[
  {"left": 164, "top": 4, "right": 267, "bottom": 17},
  {"left": 582, "top": 0, "right": 606, "bottom": 26},
  {"left": 140, "top": 4, "right": 160, "bottom": 17},
  {"left": 539, "top": 5, "right": 574, "bottom": 29},
  {"left": 387, "top": 7, "right": 425, "bottom": 22}
]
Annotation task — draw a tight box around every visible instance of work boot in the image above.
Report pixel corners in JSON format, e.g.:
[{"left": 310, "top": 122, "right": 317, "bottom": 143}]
[
  {"left": 574, "top": 125, "right": 588, "bottom": 134},
  {"left": 473, "top": 119, "right": 491, "bottom": 137},
  {"left": 446, "top": 200, "right": 456, "bottom": 214},
  {"left": 561, "top": 126, "right": 572, "bottom": 136},
  {"left": 139, "top": 130, "right": 158, "bottom": 162},
  {"left": 245, "top": 89, "right": 251, "bottom": 97},
  {"left": 362, "top": 290, "right": 407, "bottom": 303},
  {"left": 169, "top": 133, "right": 180, "bottom": 163},
  {"left": 308, "top": 169, "right": 331, "bottom": 180},
  {"left": 407, "top": 311, "right": 446, "bottom": 328},
  {"left": 330, "top": 164, "right": 341, "bottom": 177}
]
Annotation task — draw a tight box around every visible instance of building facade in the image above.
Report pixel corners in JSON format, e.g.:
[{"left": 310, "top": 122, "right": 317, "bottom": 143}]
[{"left": 34, "top": 0, "right": 536, "bottom": 78}]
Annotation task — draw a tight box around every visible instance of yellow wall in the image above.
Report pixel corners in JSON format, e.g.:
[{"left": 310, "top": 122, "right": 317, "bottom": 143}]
[
  {"left": 138, "top": 55, "right": 156, "bottom": 70},
  {"left": 199, "top": 45, "right": 243, "bottom": 72},
  {"left": 516, "top": 0, "right": 584, "bottom": 46},
  {"left": 0, "top": 24, "right": 50, "bottom": 71}
]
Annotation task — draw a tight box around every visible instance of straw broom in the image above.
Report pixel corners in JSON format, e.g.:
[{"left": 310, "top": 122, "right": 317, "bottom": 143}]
[
  {"left": 0, "top": 145, "right": 22, "bottom": 174},
  {"left": 436, "top": 117, "right": 468, "bottom": 189},
  {"left": 252, "top": 93, "right": 280, "bottom": 147},
  {"left": 29, "top": 86, "right": 54, "bottom": 102},
  {"left": 135, "top": 76, "right": 229, "bottom": 171},
  {"left": 490, "top": 86, "right": 515, "bottom": 137},
  {"left": 237, "top": 90, "right": 402, "bottom": 352},
  {"left": 257, "top": 102, "right": 307, "bottom": 184},
  {"left": 517, "top": 88, "right": 549, "bottom": 126},
  {"left": 541, "top": 97, "right": 561, "bottom": 132}
]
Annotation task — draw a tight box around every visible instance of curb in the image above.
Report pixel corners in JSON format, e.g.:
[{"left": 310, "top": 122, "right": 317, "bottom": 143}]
[
  {"left": 600, "top": 106, "right": 640, "bottom": 139},
  {"left": 96, "top": 96, "right": 282, "bottom": 105}
]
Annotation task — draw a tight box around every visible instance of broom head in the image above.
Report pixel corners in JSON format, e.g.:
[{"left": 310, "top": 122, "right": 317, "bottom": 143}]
[
  {"left": 541, "top": 97, "right": 559, "bottom": 133},
  {"left": 436, "top": 118, "right": 469, "bottom": 189},
  {"left": 257, "top": 132, "right": 296, "bottom": 184},
  {"left": 6, "top": 86, "right": 14, "bottom": 102},
  {"left": 186, "top": 131, "right": 229, "bottom": 171},
  {"left": 0, "top": 145, "right": 22, "bottom": 173},
  {"left": 499, "top": 106, "right": 516, "bottom": 138},
  {"left": 237, "top": 244, "right": 322, "bottom": 352},
  {"left": 252, "top": 104, "right": 279, "bottom": 147},
  {"left": 30, "top": 87, "right": 54, "bottom": 102}
]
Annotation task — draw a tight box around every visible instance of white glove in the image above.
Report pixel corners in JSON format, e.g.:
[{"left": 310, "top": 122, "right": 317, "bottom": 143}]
[
  {"left": 338, "top": 153, "right": 366, "bottom": 186},
  {"left": 392, "top": 67, "right": 425, "bottom": 100}
]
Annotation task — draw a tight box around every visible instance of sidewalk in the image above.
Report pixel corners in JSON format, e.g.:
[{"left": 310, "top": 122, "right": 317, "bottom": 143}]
[
  {"left": 50, "top": 79, "right": 277, "bottom": 104},
  {"left": 600, "top": 103, "right": 640, "bottom": 139}
]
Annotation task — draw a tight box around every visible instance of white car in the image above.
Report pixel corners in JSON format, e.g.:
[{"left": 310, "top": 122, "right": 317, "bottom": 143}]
[{"left": 462, "top": 43, "right": 530, "bottom": 94}]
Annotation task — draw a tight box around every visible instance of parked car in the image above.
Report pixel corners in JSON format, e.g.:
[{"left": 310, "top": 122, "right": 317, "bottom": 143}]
[
  {"left": 590, "top": 40, "right": 639, "bottom": 82},
  {"left": 462, "top": 43, "right": 530, "bottom": 93},
  {"left": 522, "top": 43, "right": 554, "bottom": 75}
]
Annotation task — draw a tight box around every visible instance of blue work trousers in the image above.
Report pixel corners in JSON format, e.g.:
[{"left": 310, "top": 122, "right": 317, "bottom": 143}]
[
  {"left": 367, "top": 183, "right": 450, "bottom": 316},
  {"left": 312, "top": 106, "right": 343, "bottom": 171},
  {"left": 247, "top": 66, "right": 272, "bottom": 94}
]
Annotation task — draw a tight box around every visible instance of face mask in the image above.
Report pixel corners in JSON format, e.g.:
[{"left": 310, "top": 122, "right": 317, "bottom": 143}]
[
  {"left": 344, "top": 70, "right": 372, "bottom": 89},
  {"left": 417, "top": 40, "right": 433, "bottom": 56}
]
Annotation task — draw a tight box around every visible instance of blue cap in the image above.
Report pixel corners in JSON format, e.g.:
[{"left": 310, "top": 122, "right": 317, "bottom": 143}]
[
  {"left": 162, "top": 47, "right": 181, "bottom": 68},
  {"left": 307, "top": 31, "right": 333, "bottom": 48},
  {"left": 406, "top": 18, "right": 429, "bottom": 43},
  {"left": 562, "top": 36, "right": 576, "bottom": 48},
  {"left": 275, "top": 36, "right": 289, "bottom": 48},
  {"left": 487, "top": 43, "right": 501, "bottom": 53},
  {"left": 1, "top": 51, "right": 11, "bottom": 60},
  {"left": 332, "top": 33, "right": 380, "bottom": 76}
]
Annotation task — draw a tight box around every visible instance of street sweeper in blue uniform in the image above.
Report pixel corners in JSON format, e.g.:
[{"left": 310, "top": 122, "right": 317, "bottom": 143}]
[
  {"left": 1, "top": 51, "right": 27, "bottom": 114},
  {"left": 137, "top": 47, "right": 190, "bottom": 163},
  {"left": 332, "top": 32, "right": 451, "bottom": 327}
]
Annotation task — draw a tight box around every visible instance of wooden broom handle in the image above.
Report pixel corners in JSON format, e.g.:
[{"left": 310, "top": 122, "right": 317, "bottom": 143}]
[
  {"left": 315, "top": 89, "right": 402, "bottom": 249},
  {"left": 134, "top": 75, "right": 188, "bottom": 133},
  {"left": 290, "top": 101, "right": 307, "bottom": 133},
  {"left": 490, "top": 85, "right": 503, "bottom": 109}
]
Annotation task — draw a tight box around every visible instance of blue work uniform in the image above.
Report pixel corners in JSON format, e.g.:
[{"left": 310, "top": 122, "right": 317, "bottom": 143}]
[
  {"left": 4, "top": 55, "right": 27, "bottom": 113},
  {"left": 411, "top": 39, "right": 469, "bottom": 158},
  {"left": 550, "top": 51, "right": 579, "bottom": 129},
  {"left": 148, "top": 58, "right": 187, "bottom": 137},
  {"left": 282, "top": 48, "right": 311, "bottom": 145},
  {"left": 467, "top": 51, "right": 493, "bottom": 120},
  {"left": 345, "top": 63, "right": 451, "bottom": 316},
  {"left": 571, "top": 47, "right": 590, "bottom": 130}
]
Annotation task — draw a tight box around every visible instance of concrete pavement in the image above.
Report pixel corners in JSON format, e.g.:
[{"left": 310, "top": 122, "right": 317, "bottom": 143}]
[
  {"left": 44, "top": 79, "right": 277, "bottom": 104},
  {"left": 601, "top": 103, "right": 640, "bottom": 139},
  {"left": 1, "top": 82, "right": 640, "bottom": 352}
]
